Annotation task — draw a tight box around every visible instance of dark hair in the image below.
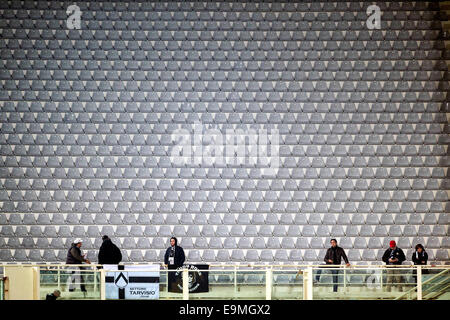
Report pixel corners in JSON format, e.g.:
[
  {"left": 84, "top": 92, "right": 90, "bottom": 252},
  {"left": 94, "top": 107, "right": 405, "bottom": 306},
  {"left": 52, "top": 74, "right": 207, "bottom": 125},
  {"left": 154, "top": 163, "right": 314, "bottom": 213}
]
[
  {"left": 330, "top": 239, "right": 337, "bottom": 243},
  {"left": 415, "top": 244, "right": 425, "bottom": 251},
  {"left": 102, "top": 235, "right": 109, "bottom": 241},
  {"left": 170, "top": 237, "right": 178, "bottom": 246}
]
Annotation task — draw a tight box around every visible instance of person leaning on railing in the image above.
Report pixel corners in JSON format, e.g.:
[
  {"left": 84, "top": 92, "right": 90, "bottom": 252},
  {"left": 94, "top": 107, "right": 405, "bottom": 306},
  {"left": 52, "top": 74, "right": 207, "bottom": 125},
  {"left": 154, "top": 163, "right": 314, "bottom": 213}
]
[
  {"left": 382, "top": 240, "right": 406, "bottom": 292},
  {"left": 314, "top": 239, "right": 350, "bottom": 293},
  {"left": 412, "top": 244, "right": 429, "bottom": 282}
]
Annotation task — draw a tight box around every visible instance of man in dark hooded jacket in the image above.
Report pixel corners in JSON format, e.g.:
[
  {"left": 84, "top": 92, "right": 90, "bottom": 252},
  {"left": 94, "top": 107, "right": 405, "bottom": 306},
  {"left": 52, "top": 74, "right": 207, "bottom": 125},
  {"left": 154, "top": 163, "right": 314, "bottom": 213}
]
[
  {"left": 164, "top": 237, "right": 185, "bottom": 267},
  {"left": 164, "top": 237, "right": 185, "bottom": 291},
  {"left": 98, "top": 235, "right": 122, "bottom": 265}
]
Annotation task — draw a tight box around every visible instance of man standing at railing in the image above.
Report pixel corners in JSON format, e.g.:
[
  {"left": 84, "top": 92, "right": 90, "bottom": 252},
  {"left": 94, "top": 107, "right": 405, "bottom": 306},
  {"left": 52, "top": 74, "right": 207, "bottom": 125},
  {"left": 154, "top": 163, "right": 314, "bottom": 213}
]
[
  {"left": 382, "top": 240, "right": 406, "bottom": 292},
  {"left": 164, "top": 237, "right": 185, "bottom": 292},
  {"left": 412, "top": 244, "right": 429, "bottom": 282},
  {"left": 314, "top": 239, "right": 350, "bottom": 292},
  {"left": 65, "top": 239, "right": 91, "bottom": 296}
]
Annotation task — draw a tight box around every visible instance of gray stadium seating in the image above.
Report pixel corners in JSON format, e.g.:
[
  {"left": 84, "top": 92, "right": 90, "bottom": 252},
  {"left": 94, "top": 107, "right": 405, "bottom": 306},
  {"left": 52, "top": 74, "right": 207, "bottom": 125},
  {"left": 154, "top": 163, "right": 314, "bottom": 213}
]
[{"left": 0, "top": 1, "right": 447, "bottom": 265}]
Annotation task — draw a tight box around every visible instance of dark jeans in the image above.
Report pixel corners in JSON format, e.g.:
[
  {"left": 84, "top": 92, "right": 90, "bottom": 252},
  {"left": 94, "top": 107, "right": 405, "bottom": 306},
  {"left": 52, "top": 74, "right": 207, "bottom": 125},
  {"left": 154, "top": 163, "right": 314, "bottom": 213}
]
[{"left": 315, "top": 267, "right": 339, "bottom": 292}]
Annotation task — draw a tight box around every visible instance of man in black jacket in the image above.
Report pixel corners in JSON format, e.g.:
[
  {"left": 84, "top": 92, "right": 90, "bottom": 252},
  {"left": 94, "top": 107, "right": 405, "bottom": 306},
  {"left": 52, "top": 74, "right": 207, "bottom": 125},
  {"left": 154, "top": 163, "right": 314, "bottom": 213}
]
[
  {"left": 164, "top": 237, "right": 185, "bottom": 291},
  {"left": 65, "top": 239, "right": 90, "bottom": 293},
  {"left": 164, "top": 237, "right": 185, "bottom": 267},
  {"left": 382, "top": 240, "right": 406, "bottom": 292},
  {"left": 315, "top": 239, "right": 350, "bottom": 292},
  {"left": 98, "top": 235, "right": 122, "bottom": 265},
  {"left": 45, "top": 290, "right": 61, "bottom": 300},
  {"left": 412, "top": 243, "right": 429, "bottom": 282}
]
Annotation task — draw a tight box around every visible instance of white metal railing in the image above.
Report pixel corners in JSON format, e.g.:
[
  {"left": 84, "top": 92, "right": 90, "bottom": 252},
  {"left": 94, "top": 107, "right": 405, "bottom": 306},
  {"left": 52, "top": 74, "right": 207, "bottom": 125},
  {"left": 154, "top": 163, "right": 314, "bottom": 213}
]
[
  {"left": 394, "top": 268, "right": 450, "bottom": 300},
  {"left": 1, "top": 263, "right": 449, "bottom": 300}
]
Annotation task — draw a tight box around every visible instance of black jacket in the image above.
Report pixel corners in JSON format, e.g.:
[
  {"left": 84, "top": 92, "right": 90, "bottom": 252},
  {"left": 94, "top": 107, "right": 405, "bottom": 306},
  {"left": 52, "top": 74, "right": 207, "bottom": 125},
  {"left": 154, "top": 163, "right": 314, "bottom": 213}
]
[
  {"left": 382, "top": 247, "right": 406, "bottom": 265},
  {"left": 98, "top": 239, "right": 122, "bottom": 265},
  {"left": 66, "top": 244, "right": 86, "bottom": 264},
  {"left": 45, "top": 293, "right": 58, "bottom": 301},
  {"left": 412, "top": 251, "right": 429, "bottom": 274},
  {"left": 324, "top": 246, "right": 349, "bottom": 265},
  {"left": 412, "top": 251, "right": 428, "bottom": 265},
  {"left": 164, "top": 238, "right": 185, "bottom": 267}
]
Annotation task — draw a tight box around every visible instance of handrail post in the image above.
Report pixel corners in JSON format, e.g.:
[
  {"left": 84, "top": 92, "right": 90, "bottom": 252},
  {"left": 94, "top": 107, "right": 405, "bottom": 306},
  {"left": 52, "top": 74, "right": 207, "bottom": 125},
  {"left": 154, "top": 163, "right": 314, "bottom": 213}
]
[
  {"left": 100, "top": 268, "right": 105, "bottom": 300},
  {"left": 57, "top": 266, "right": 61, "bottom": 292},
  {"left": 94, "top": 266, "right": 97, "bottom": 295},
  {"left": 417, "top": 266, "right": 422, "bottom": 300},
  {"left": 380, "top": 266, "right": 383, "bottom": 290},
  {"left": 343, "top": 266, "right": 347, "bottom": 292},
  {"left": 234, "top": 265, "right": 237, "bottom": 295},
  {"left": 265, "top": 268, "right": 272, "bottom": 300},
  {"left": 182, "top": 268, "right": 189, "bottom": 300},
  {"left": 303, "top": 267, "right": 313, "bottom": 300}
]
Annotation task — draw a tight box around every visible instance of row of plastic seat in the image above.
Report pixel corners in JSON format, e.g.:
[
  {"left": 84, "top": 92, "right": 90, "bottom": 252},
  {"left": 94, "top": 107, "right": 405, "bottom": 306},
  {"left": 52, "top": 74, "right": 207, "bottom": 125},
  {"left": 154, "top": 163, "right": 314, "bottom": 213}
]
[
  {"left": 0, "top": 9, "right": 442, "bottom": 24},
  {"left": 1, "top": 91, "right": 446, "bottom": 103},
  {"left": 3, "top": 49, "right": 447, "bottom": 62},
  {"left": 1, "top": 123, "right": 446, "bottom": 134},
  {"left": 1, "top": 29, "right": 445, "bottom": 42},
  {"left": 1, "top": 158, "right": 447, "bottom": 170},
  {"left": 0, "top": 200, "right": 447, "bottom": 214},
  {"left": 0, "top": 128, "right": 446, "bottom": 140},
  {"left": 1, "top": 121, "right": 446, "bottom": 133},
  {"left": 2, "top": 99, "right": 447, "bottom": 110},
  {"left": 1, "top": 112, "right": 447, "bottom": 124},
  {"left": 2, "top": 79, "right": 448, "bottom": 91},
  {"left": 2, "top": 39, "right": 446, "bottom": 52},
  {"left": 1, "top": 235, "right": 448, "bottom": 250},
  {"left": 0, "top": 176, "right": 447, "bottom": 189},
  {"left": 1, "top": 212, "right": 447, "bottom": 226},
  {"left": 2, "top": 83, "right": 448, "bottom": 94},
  {"left": 0, "top": 187, "right": 448, "bottom": 202},
  {"left": 1, "top": 142, "right": 446, "bottom": 155},
  {"left": 0, "top": 223, "right": 447, "bottom": 238},
  {"left": 2, "top": 19, "right": 442, "bottom": 35},
  {"left": 1, "top": 7, "right": 444, "bottom": 21},
  {"left": 1, "top": 165, "right": 447, "bottom": 178},
  {"left": 0, "top": 72, "right": 446, "bottom": 86},
  {"left": 2, "top": 101, "right": 447, "bottom": 112},
  {"left": 0, "top": 157, "right": 447, "bottom": 169},
  {"left": 1, "top": 248, "right": 448, "bottom": 263},
  {"left": 0, "top": 1, "right": 436, "bottom": 12},
  {"left": 1, "top": 57, "right": 447, "bottom": 71}
]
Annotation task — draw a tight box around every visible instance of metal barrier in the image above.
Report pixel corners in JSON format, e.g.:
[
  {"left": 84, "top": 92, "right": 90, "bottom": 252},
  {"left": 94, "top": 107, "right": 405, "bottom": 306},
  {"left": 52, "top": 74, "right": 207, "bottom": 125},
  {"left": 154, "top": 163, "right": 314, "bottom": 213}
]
[
  {"left": 0, "top": 263, "right": 448, "bottom": 300},
  {"left": 0, "top": 277, "right": 4, "bottom": 300}
]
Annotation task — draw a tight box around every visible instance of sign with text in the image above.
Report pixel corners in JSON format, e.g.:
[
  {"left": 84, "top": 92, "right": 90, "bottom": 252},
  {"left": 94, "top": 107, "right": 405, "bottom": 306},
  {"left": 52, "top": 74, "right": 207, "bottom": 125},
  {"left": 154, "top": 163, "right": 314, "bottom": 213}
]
[{"left": 105, "top": 265, "right": 159, "bottom": 299}]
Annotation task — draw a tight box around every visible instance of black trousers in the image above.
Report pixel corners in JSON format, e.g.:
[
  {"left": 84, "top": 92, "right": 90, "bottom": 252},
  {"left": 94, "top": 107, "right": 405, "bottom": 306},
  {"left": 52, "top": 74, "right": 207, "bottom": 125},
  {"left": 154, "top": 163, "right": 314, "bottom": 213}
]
[{"left": 315, "top": 267, "right": 340, "bottom": 292}]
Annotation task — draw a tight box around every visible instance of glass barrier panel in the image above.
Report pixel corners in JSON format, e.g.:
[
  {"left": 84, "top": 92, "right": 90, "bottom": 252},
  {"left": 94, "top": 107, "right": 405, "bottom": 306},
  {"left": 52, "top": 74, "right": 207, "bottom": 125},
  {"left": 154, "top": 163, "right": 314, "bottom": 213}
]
[
  {"left": 421, "top": 268, "right": 450, "bottom": 300},
  {"left": 311, "top": 267, "right": 416, "bottom": 300},
  {"left": 271, "top": 269, "right": 303, "bottom": 300},
  {"left": 0, "top": 277, "right": 4, "bottom": 300},
  {"left": 39, "top": 266, "right": 101, "bottom": 300},
  {"left": 187, "top": 269, "right": 267, "bottom": 300}
]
